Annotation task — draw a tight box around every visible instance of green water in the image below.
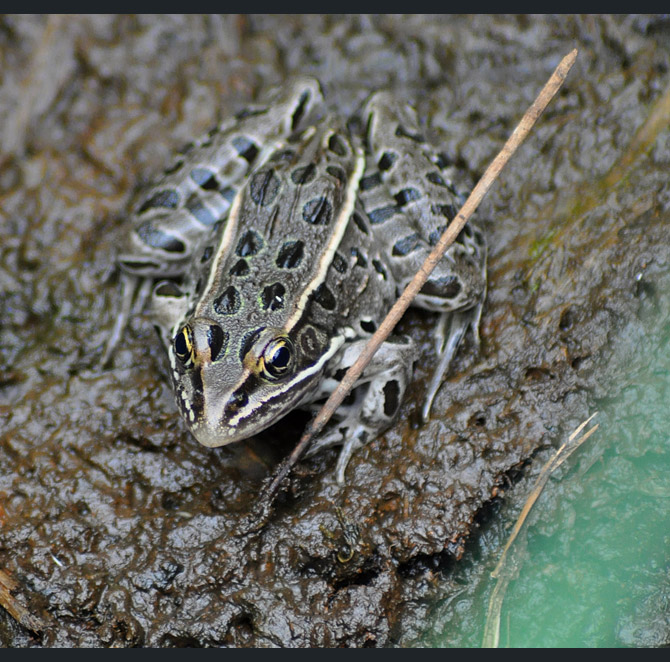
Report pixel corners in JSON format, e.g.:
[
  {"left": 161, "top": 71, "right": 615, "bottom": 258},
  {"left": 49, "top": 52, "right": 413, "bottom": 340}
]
[{"left": 423, "top": 288, "right": 670, "bottom": 647}]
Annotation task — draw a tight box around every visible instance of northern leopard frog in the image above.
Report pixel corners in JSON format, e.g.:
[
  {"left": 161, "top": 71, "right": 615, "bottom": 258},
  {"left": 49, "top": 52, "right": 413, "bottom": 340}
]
[{"left": 111, "top": 77, "right": 486, "bottom": 484}]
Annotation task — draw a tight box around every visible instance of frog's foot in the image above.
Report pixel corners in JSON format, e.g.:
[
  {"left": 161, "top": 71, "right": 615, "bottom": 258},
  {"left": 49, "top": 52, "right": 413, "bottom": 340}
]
[
  {"left": 101, "top": 273, "right": 151, "bottom": 368},
  {"left": 306, "top": 335, "right": 416, "bottom": 484},
  {"left": 306, "top": 399, "right": 375, "bottom": 485},
  {"left": 421, "top": 300, "right": 485, "bottom": 422}
]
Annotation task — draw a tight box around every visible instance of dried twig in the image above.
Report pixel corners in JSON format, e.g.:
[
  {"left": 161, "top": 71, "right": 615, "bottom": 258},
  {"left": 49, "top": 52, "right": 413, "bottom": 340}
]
[
  {"left": 482, "top": 412, "right": 599, "bottom": 648},
  {"left": 0, "top": 569, "right": 51, "bottom": 636},
  {"left": 255, "top": 49, "right": 579, "bottom": 516}
]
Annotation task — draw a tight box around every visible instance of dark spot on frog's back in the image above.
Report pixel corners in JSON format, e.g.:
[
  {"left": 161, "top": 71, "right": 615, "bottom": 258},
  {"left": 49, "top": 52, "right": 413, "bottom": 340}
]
[
  {"left": 312, "top": 283, "right": 336, "bottom": 310},
  {"left": 378, "top": 151, "right": 398, "bottom": 171},
  {"left": 326, "top": 165, "right": 346, "bottom": 184},
  {"left": 394, "top": 187, "right": 422, "bottom": 207},
  {"left": 229, "top": 259, "right": 249, "bottom": 277},
  {"left": 231, "top": 136, "right": 259, "bottom": 163},
  {"left": 138, "top": 189, "right": 180, "bottom": 214},
  {"left": 249, "top": 169, "right": 281, "bottom": 207},
  {"left": 276, "top": 240, "right": 304, "bottom": 269},
  {"left": 154, "top": 281, "right": 184, "bottom": 298},
  {"left": 213, "top": 286, "right": 242, "bottom": 315},
  {"left": 302, "top": 197, "right": 333, "bottom": 225},
  {"left": 428, "top": 226, "right": 447, "bottom": 246},
  {"left": 186, "top": 192, "right": 217, "bottom": 226},
  {"left": 392, "top": 233, "right": 422, "bottom": 257},
  {"left": 426, "top": 171, "right": 448, "bottom": 187},
  {"left": 136, "top": 220, "right": 185, "bottom": 253},
  {"left": 431, "top": 203, "right": 457, "bottom": 221},
  {"left": 359, "top": 172, "right": 382, "bottom": 191},
  {"left": 219, "top": 186, "right": 236, "bottom": 203},
  {"left": 327, "top": 133, "right": 348, "bottom": 157},
  {"left": 236, "top": 229, "right": 264, "bottom": 257},
  {"left": 207, "top": 324, "right": 228, "bottom": 362},
  {"left": 190, "top": 167, "right": 219, "bottom": 191},
  {"left": 261, "top": 283, "right": 286, "bottom": 311},
  {"left": 351, "top": 211, "right": 369, "bottom": 235},
  {"left": 368, "top": 205, "right": 397, "bottom": 225},
  {"left": 290, "top": 163, "right": 317, "bottom": 185}
]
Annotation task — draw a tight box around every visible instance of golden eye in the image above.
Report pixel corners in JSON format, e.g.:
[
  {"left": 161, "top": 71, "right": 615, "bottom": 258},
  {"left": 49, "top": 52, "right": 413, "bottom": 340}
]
[
  {"left": 259, "top": 336, "right": 294, "bottom": 380},
  {"left": 173, "top": 325, "right": 193, "bottom": 364}
]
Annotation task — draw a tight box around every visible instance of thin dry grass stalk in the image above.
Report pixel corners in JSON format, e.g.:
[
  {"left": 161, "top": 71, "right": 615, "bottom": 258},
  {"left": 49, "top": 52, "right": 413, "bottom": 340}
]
[
  {"left": 257, "top": 48, "right": 579, "bottom": 516},
  {"left": 482, "top": 412, "right": 599, "bottom": 648},
  {"left": 0, "top": 568, "right": 51, "bottom": 635}
]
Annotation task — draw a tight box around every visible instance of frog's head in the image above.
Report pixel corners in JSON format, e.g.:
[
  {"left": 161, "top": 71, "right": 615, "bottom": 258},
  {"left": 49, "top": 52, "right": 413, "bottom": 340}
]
[{"left": 169, "top": 319, "right": 336, "bottom": 447}]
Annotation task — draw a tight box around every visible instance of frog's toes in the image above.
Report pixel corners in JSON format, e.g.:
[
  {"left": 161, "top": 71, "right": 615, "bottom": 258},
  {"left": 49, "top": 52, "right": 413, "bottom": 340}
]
[{"left": 307, "top": 419, "right": 373, "bottom": 485}]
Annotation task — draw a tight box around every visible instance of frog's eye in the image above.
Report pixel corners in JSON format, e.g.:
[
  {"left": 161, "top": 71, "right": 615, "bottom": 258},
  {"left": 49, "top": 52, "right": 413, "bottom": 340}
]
[
  {"left": 173, "top": 325, "right": 193, "bottom": 364},
  {"left": 259, "top": 336, "right": 294, "bottom": 380}
]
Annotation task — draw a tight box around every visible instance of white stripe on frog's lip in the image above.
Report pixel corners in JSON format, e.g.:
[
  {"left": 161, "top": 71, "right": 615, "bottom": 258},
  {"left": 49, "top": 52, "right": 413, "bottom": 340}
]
[{"left": 192, "top": 332, "right": 346, "bottom": 447}]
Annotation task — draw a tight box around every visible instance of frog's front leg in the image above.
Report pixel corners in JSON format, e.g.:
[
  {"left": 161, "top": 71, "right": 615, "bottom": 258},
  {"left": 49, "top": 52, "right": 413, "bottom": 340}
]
[
  {"left": 101, "top": 272, "right": 153, "bottom": 366},
  {"left": 306, "top": 335, "right": 417, "bottom": 484}
]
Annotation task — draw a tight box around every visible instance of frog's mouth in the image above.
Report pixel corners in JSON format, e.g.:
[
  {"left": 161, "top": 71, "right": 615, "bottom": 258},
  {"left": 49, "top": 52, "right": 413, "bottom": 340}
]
[
  {"left": 188, "top": 336, "right": 343, "bottom": 448},
  {"left": 188, "top": 379, "right": 310, "bottom": 448}
]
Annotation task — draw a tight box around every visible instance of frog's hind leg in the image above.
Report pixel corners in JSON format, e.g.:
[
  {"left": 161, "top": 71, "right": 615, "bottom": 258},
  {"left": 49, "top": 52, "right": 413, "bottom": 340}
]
[
  {"left": 359, "top": 91, "right": 488, "bottom": 424},
  {"left": 306, "top": 335, "right": 417, "bottom": 484}
]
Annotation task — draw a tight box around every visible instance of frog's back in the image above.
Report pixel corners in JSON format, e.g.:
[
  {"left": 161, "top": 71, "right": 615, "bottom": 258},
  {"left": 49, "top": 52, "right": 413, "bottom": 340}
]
[{"left": 192, "top": 122, "right": 382, "bottom": 343}]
